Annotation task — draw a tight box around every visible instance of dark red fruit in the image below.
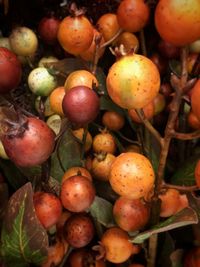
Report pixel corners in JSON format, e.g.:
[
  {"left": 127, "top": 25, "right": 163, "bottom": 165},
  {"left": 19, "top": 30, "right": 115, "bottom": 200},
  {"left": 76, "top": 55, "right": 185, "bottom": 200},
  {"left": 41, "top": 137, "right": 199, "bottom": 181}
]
[
  {"left": 33, "top": 191, "right": 62, "bottom": 229},
  {"left": 0, "top": 47, "right": 22, "bottom": 93},
  {"left": 60, "top": 175, "right": 95, "bottom": 212},
  {"left": 158, "top": 39, "right": 180, "bottom": 59},
  {"left": 2, "top": 117, "right": 55, "bottom": 167},
  {"left": 64, "top": 213, "right": 95, "bottom": 248},
  {"left": 62, "top": 86, "right": 100, "bottom": 126},
  {"left": 38, "top": 16, "right": 61, "bottom": 45}
]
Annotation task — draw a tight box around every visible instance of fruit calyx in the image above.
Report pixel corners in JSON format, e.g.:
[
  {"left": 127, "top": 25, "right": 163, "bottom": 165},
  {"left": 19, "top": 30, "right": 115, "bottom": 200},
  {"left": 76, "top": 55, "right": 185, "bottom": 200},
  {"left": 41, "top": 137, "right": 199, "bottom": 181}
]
[
  {"left": 92, "top": 242, "right": 106, "bottom": 261},
  {"left": 110, "top": 44, "right": 136, "bottom": 60},
  {"left": 94, "top": 151, "right": 107, "bottom": 162},
  {"left": 69, "top": 2, "right": 86, "bottom": 17}
]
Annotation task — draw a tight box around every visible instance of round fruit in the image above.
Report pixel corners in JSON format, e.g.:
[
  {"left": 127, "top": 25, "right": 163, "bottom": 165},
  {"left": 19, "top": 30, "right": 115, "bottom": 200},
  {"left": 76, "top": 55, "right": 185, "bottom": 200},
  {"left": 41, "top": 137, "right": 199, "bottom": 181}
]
[
  {"left": 38, "top": 56, "right": 59, "bottom": 68},
  {"left": 57, "top": 13, "right": 94, "bottom": 55},
  {"left": 9, "top": 26, "right": 38, "bottom": 56},
  {"left": 33, "top": 192, "right": 62, "bottom": 229},
  {"left": 195, "top": 160, "right": 200, "bottom": 188},
  {"left": 150, "top": 53, "right": 168, "bottom": 76},
  {"left": 60, "top": 175, "right": 95, "bottom": 212},
  {"left": 191, "top": 80, "right": 200, "bottom": 121},
  {"left": 187, "top": 110, "right": 200, "bottom": 130},
  {"left": 102, "top": 111, "right": 125, "bottom": 131},
  {"left": 67, "top": 248, "right": 88, "bottom": 267},
  {"left": 80, "top": 29, "right": 105, "bottom": 62},
  {"left": 2, "top": 117, "right": 55, "bottom": 167},
  {"left": 109, "top": 152, "right": 155, "bottom": 199},
  {"left": 38, "top": 16, "right": 61, "bottom": 45},
  {"left": 100, "top": 227, "right": 133, "bottom": 263},
  {"left": 159, "top": 189, "right": 180, "bottom": 217},
  {"left": 106, "top": 54, "right": 160, "bottom": 109},
  {"left": 62, "top": 85, "right": 100, "bottom": 126},
  {"left": 184, "top": 247, "right": 200, "bottom": 267},
  {"left": 128, "top": 101, "right": 155, "bottom": 123},
  {"left": 0, "top": 37, "right": 12, "bottom": 50},
  {"left": 46, "top": 114, "right": 61, "bottom": 135},
  {"left": 64, "top": 70, "right": 98, "bottom": 92},
  {"left": 49, "top": 86, "right": 65, "bottom": 116},
  {"left": 189, "top": 39, "right": 200, "bottom": 53},
  {"left": 35, "top": 96, "right": 55, "bottom": 117},
  {"left": 153, "top": 93, "right": 166, "bottom": 115},
  {"left": 28, "top": 67, "right": 57, "bottom": 96},
  {"left": 113, "top": 197, "right": 150, "bottom": 232},
  {"left": 91, "top": 152, "right": 116, "bottom": 181},
  {"left": 72, "top": 128, "right": 93, "bottom": 152},
  {"left": 62, "top": 166, "right": 92, "bottom": 183},
  {"left": 158, "top": 39, "right": 180, "bottom": 59},
  {"left": 96, "top": 13, "right": 120, "bottom": 42},
  {"left": 92, "top": 131, "right": 116, "bottom": 154},
  {"left": 115, "top": 31, "right": 139, "bottom": 53},
  {"left": 0, "top": 47, "right": 22, "bottom": 93},
  {"left": 155, "top": 0, "right": 200, "bottom": 46},
  {"left": 64, "top": 213, "right": 95, "bottom": 248},
  {"left": 176, "top": 194, "right": 189, "bottom": 213},
  {"left": 117, "top": 0, "right": 150, "bottom": 32}
]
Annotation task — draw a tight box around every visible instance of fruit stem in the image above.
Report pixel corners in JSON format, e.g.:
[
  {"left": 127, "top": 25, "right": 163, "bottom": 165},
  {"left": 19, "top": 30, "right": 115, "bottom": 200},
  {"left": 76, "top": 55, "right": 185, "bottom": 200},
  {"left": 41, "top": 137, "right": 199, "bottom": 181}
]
[
  {"left": 162, "top": 183, "right": 198, "bottom": 192},
  {"left": 100, "top": 28, "right": 123, "bottom": 49},
  {"left": 171, "top": 129, "right": 200, "bottom": 140}
]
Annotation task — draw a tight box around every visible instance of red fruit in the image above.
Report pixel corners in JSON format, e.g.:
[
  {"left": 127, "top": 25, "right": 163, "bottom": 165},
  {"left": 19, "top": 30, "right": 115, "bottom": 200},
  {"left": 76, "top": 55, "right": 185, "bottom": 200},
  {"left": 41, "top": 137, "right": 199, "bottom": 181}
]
[
  {"left": 113, "top": 197, "right": 150, "bottom": 232},
  {"left": 2, "top": 117, "right": 55, "bottom": 167},
  {"left": 64, "top": 213, "right": 95, "bottom": 248},
  {"left": 33, "top": 192, "right": 62, "bottom": 229},
  {"left": 62, "top": 86, "right": 100, "bottom": 126},
  {"left": 60, "top": 175, "right": 95, "bottom": 212},
  {"left": 158, "top": 39, "right": 180, "bottom": 59},
  {"left": 38, "top": 16, "right": 61, "bottom": 45},
  {"left": 0, "top": 47, "right": 22, "bottom": 93},
  {"left": 184, "top": 247, "right": 200, "bottom": 267}
]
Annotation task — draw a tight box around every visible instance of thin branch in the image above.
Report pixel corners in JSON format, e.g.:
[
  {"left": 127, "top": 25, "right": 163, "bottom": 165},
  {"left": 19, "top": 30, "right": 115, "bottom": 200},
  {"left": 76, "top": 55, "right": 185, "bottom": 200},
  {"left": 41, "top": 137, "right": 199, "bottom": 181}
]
[
  {"left": 162, "top": 183, "right": 198, "bottom": 192},
  {"left": 135, "top": 108, "right": 163, "bottom": 146},
  {"left": 172, "top": 130, "right": 200, "bottom": 140},
  {"left": 100, "top": 28, "right": 123, "bottom": 49}
]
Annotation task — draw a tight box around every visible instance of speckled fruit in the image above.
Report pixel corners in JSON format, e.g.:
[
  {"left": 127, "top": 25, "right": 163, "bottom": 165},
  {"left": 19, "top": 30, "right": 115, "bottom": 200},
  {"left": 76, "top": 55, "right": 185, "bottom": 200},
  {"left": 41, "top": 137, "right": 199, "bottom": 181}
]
[
  {"left": 2, "top": 117, "right": 55, "bottom": 167},
  {"left": 64, "top": 213, "right": 95, "bottom": 248},
  {"left": 0, "top": 47, "right": 22, "bottom": 93},
  {"left": 93, "top": 131, "right": 116, "bottom": 154},
  {"left": 60, "top": 175, "right": 95, "bottom": 212},
  {"left": 109, "top": 152, "right": 155, "bottom": 199},
  {"left": 113, "top": 197, "right": 150, "bottom": 232},
  {"left": 100, "top": 227, "right": 133, "bottom": 263},
  {"left": 62, "top": 86, "right": 100, "bottom": 126},
  {"left": 33, "top": 192, "right": 62, "bottom": 229},
  {"left": 155, "top": 0, "right": 200, "bottom": 46},
  {"left": 9, "top": 26, "right": 38, "bottom": 56},
  {"left": 62, "top": 166, "right": 92, "bottom": 183},
  {"left": 106, "top": 54, "right": 160, "bottom": 109}
]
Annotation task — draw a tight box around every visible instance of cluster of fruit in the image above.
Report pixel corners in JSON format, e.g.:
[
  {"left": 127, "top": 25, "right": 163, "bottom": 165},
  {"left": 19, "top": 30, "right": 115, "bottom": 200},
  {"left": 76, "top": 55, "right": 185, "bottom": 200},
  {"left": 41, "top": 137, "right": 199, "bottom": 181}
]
[{"left": 0, "top": 0, "right": 200, "bottom": 266}]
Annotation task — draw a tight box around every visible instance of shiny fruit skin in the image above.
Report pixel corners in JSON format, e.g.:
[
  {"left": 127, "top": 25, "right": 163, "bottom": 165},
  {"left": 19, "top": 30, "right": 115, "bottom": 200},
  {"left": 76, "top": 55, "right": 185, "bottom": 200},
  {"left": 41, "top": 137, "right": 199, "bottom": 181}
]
[
  {"left": 80, "top": 29, "right": 105, "bottom": 62},
  {"left": 9, "top": 26, "right": 38, "bottom": 56},
  {"left": 72, "top": 128, "right": 93, "bottom": 152},
  {"left": 113, "top": 197, "right": 150, "bottom": 232},
  {"left": 102, "top": 111, "right": 125, "bottom": 131},
  {"left": 64, "top": 213, "right": 95, "bottom": 248},
  {"left": 184, "top": 247, "right": 200, "bottom": 267},
  {"left": 187, "top": 110, "right": 200, "bottom": 130},
  {"left": 106, "top": 54, "right": 160, "bottom": 109},
  {"left": 109, "top": 152, "right": 155, "bottom": 199},
  {"left": 33, "top": 192, "right": 62, "bottom": 229},
  {"left": 62, "top": 166, "right": 92, "bottom": 183},
  {"left": 195, "top": 160, "right": 200, "bottom": 188},
  {"left": 101, "top": 227, "right": 133, "bottom": 263},
  {"left": 115, "top": 31, "right": 139, "bottom": 53},
  {"left": 189, "top": 39, "right": 200, "bottom": 53},
  {"left": 153, "top": 93, "right": 166, "bottom": 115},
  {"left": 2, "top": 117, "right": 55, "bottom": 167},
  {"left": 155, "top": 0, "right": 200, "bottom": 46},
  {"left": 92, "top": 132, "right": 116, "bottom": 154},
  {"left": 91, "top": 153, "right": 116, "bottom": 181},
  {"left": 57, "top": 15, "right": 94, "bottom": 55},
  {"left": 191, "top": 80, "right": 200, "bottom": 121},
  {"left": 64, "top": 70, "right": 98, "bottom": 92},
  {"left": 62, "top": 86, "right": 100, "bottom": 126},
  {"left": 60, "top": 175, "right": 95, "bottom": 212},
  {"left": 38, "top": 16, "right": 60, "bottom": 45},
  {"left": 0, "top": 47, "right": 22, "bottom": 93},
  {"left": 128, "top": 101, "right": 155, "bottom": 123},
  {"left": 117, "top": 0, "right": 150, "bottom": 32},
  {"left": 49, "top": 86, "right": 65, "bottom": 116},
  {"left": 159, "top": 189, "right": 180, "bottom": 217},
  {"left": 96, "top": 13, "right": 120, "bottom": 42}
]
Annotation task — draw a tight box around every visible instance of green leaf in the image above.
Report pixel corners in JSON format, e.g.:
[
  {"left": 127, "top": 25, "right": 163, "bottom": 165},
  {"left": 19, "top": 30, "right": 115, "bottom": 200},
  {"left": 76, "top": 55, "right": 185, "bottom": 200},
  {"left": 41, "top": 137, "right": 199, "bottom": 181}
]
[
  {"left": 1, "top": 182, "right": 48, "bottom": 267},
  {"left": 131, "top": 207, "right": 198, "bottom": 244},
  {"left": 89, "top": 196, "right": 116, "bottom": 227},
  {"left": 100, "top": 95, "right": 125, "bottom": 116},
  {"left": 51, "top": 129, "right": 82, "bottom": 182},
  {"left": 171, "top": 155, "right": 200, "bottom": 186},
  {"left": 95, "top": 67, "right": 107, "bottom": 95}
]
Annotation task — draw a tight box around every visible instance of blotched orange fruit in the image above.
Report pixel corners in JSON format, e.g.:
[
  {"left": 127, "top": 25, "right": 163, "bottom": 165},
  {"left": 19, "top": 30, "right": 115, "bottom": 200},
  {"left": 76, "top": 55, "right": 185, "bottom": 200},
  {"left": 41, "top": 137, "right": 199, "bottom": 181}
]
[
  {"left": 109, "top": 152, "right": 155, "bottom": 199},
  {"left": 106, "top": 54, "right": 160, "bottom": 109},
  {"left": 155, "top": 0, "right": 200, "bottom": 46}
]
